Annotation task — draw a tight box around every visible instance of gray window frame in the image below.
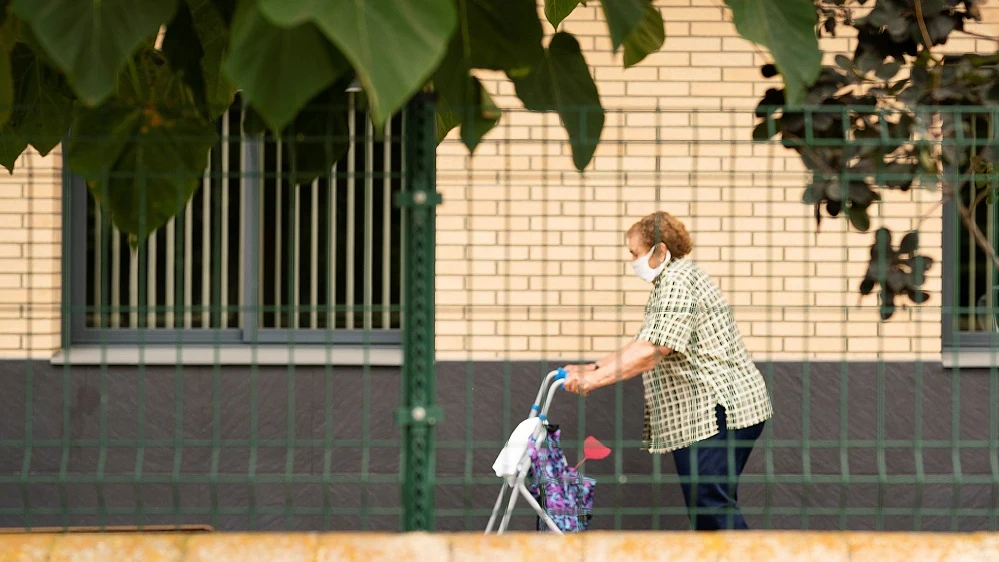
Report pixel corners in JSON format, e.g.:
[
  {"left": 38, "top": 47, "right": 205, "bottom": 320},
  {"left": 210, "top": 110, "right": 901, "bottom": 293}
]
[{"left": 64, "top": 136, "right": 402, "bottom": 348}]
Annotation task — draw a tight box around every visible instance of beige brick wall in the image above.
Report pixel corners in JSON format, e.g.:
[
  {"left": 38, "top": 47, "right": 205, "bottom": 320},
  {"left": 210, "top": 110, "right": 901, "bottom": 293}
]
[
  {"left": 435, "top": 0, "right": 999, "bottom": 362},
  {"left": 0, "top": 148, "right": 63, "bottom": 358},
  {"left": 2, "top": 3, "right": 997, "bottom": 362}
]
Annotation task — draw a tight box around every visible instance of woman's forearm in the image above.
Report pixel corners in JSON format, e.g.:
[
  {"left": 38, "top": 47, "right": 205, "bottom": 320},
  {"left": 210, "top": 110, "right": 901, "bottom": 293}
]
[{"left": 585, "top": 340, "right": 669, "bottom": 391}]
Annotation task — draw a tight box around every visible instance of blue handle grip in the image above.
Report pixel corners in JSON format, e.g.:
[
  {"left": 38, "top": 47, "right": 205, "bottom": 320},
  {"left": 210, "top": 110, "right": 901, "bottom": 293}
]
[{"left": 555, "top": 367, "right": 567, "bottom": 380}]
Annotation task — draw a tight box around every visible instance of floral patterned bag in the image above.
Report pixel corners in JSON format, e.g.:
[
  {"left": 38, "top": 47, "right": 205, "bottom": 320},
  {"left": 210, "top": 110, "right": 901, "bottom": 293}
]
[{"left": 528, "top": 426, "right": 596, "bottom": 532}]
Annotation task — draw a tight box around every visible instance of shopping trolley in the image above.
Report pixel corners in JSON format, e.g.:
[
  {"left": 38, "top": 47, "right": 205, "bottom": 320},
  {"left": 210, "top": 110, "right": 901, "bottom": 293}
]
[{"left": 485, "top": 368, "right": 600, "bottom": 534}]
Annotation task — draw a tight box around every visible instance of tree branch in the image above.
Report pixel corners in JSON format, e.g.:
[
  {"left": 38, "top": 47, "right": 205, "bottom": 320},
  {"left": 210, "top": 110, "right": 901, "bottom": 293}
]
[
  {"left": 941, "top": 178, "right": 999, "bottom": 272},
  {"left": 913, "top": 0, "right": 935, "bottom": 54},
  {"left": 915, "top": 197, "right": 944, "bottom": 232},
  {"left": 960, "top": 29, "right": 999, "bottom": 42},
  {"left": 782, "top": 131, "right": 999, "bottom": 272}
]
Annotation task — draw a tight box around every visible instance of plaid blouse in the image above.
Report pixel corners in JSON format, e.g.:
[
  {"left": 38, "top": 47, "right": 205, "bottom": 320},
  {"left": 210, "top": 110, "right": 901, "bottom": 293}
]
[{"left": 635, "top": 257, "right": 773, "bottom": 453}]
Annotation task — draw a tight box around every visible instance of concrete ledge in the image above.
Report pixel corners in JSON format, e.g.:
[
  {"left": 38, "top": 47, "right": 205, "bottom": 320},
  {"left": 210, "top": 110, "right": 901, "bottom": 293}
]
[
  {"left": 942, "top": 349, "right": 999, "bottom": 369},
  {"left": 50, "top": 346, "right": 403, "bottom": 366},
  {"left": 0, "top": 531, "right": 996, "bottom": 562}
]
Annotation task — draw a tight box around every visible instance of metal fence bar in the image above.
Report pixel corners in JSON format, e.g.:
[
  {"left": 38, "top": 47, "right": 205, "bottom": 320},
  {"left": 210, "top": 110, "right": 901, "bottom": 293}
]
[
  {"left": 183, "top": 199, "right": 193, "bottom": 328},
  {"left": 311, "top": 178, "right": 319, "bottom": 329},
  {"left": 129, "top": 236, "right": 139, "bottom": 328},
  {"left": 93, "top": 206, "right": 102, "bottom": 327},
  {"left": 200, "top": 154, "right": 211, "bottom": 329},
  {"left": 329, "top": 162, "right": 338, "bottom": 330},
  {"left": 292, "top": 163, "right": 301, "bottom": 330},
  {"left": 221, "top": 113, "right": 231, "bottom": 329},
  {"left": 364, "top": 116, "right": 374, "bottom": 331},
  {"left": 347, "top": 95, "right": 357, "bottom": 330},
  {"left": 383, "top": 119, "right": 392, "bottom": 329},
  {"left": 147, "top": 234, "right": 157, "bottom": 328},
  {"left": 275, "top": 139, "right": 283, "bottom": 328},
  {"left": 238, "top": 118, "right": 247, "bottom": 330},
  {"left": 400, "top": 92, "right": 439, "bottom": 531},
  {"left": 111, "top": 226, "right": 121, "bottom": 328},
  {"left": 165, "top": 218, "right": 175, "bottom": 328}
]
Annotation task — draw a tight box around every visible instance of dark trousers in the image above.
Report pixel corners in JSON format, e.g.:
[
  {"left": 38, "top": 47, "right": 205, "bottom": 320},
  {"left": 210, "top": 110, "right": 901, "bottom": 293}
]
[{"left": 671, "top": 405, "right": 764, "bottom": 531}]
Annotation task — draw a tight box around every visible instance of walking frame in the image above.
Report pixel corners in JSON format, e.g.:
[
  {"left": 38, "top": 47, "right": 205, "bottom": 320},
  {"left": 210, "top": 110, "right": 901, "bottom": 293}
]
[{"left": 485, "top": 368, "right": 569, "bottom": 535}]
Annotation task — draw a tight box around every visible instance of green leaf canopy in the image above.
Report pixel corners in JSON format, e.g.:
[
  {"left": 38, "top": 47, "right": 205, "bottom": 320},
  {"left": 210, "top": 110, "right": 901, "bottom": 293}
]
[
  {"left": 725, "top": 0, "right": 822, "bottom": 105},
  {"left": 257, "top": 0, "right": 457, "bottom": 127},
  {"left": 11, "top": 0, "right": 178, "bottom": 105},
  {"left": 512, "top": 32, "right": 604, "bottom": 171}
]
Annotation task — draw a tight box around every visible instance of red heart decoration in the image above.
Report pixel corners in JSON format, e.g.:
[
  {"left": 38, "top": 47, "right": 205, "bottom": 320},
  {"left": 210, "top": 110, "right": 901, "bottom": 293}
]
[{"left": 583, "top": 436, "right": 611, "bottom": 461}]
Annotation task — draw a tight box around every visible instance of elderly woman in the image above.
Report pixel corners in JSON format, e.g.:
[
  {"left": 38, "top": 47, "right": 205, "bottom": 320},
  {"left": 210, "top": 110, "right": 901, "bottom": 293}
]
[{"left": 562, "top": 211, "right": 773, "bottom": 531}]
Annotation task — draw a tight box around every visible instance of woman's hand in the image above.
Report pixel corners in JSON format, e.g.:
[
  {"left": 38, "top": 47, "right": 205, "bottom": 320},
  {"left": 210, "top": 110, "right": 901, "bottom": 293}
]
[
  {"left": 563, "top": 371, "right": 585, "bottom": 395},
  {"left": 561, "top": 364, "right": 596, "bottom": 396}
]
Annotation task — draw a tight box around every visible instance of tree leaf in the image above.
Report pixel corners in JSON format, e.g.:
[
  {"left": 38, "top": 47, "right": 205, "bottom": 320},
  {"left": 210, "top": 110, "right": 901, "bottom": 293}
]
[
  {"left": 209, "top": 0, "right": 236, "bottom": 24},
  {"left": 162, "top": 1, "right": 204, "bottom": 112},
  {"left": 95, "top": 119, "right": 216, "bottom": 242},
  {"left": 899, "top": 231, "right": 919, "bottom": 254},
  {"left": 68, "top": 102, "right": 217, "bottom": 240},
  {"left": 875, "top": 60, "right": 901, "bottom": 81},
  {"left": 188, "top": 0, "right": 237, "bottom": 118},
  {"left": 11, "top": 0, "right": 178, "bottom": 105},
  {"left": 724, "top": 0, "right": 822, "bottom": 106},
  {"left": 222, "top": 1, "right": 348, "bottom": 132},
  {"left": 0, "top": 127, "right": 27, "bottom": 172},
  {"left": 65, "top": 105, "right": 139, "bottom": 178},
  {"left": 0, "top": 42, "right": 11, "bottom": 128},
  {"left": 164, "top": 0, "right": 237, "bottom": 119},
  {"left": 847, "top": 205, "right": 871, "bottom": 231},
  {"left": 545, "top": 0, "right": 581, "bottom": 28},
  {"left": 880, "top": 302, "right": 897, "bottom": 321},
  {"left": 623, "top": 2, "right": 665, "bottom": 68},
  {"left": 859, "top": 275, "right": 876, "bottom": 295},
  {"left": 280, "top": 83, "right": 351, "bottom": 186},
  {"left": 258, "top": 0, "right": 457, "bottom": 127},
  {"left": 512, "top": 32, "right": 604, "bottom": 171},
  {"left": 753, "top": 119, "right": 781, "bottom": 142},
  {"left": 600, "top": 0, "right": 645, "bottom": 52},
  {"left": 0, "top": 0, "right": 11, "bottom": 33},
  {"left": 5, "top": 43, "right": 75, "bottom": 157},
  {"left": 66, "top": 50, "right": 218, "bottom": 240},
  {"left": 455, "top": 0, "right": 543, "bottom": 72},
  {"left": 434, "top": 100, "right": 461, "bottom": 144},
  {"left": 434, "top": 73, "right": 500, "bottom": 152},
  {"left": 926, "top": 14, "right": 956, "bottom": 44},
  {"left": 429, "top": 0, "right": 537, "bottom": 150},
  {"left": 241, "top": 104, "right": 267, "bottom": 136},
  {"left": 433, "top": 35, "right": 502, "bottom": 152}
]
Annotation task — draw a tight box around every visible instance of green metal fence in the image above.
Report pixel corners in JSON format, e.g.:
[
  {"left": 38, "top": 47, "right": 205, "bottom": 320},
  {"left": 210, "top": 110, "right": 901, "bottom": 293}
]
[{"left": 1, "top": 99, "right": 998, "bottom": 532}]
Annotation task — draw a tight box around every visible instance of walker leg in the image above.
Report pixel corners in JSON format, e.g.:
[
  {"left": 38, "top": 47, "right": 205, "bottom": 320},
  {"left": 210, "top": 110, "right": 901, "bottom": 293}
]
[
  {"left": 518, "top": 482, "right": 563, "bottom": 534},
  {"left": 498, "top": 476, "right": 522, "bottom": 533},
  {"left": 484, "top": 484, "right": 508, "bottom": 534}
]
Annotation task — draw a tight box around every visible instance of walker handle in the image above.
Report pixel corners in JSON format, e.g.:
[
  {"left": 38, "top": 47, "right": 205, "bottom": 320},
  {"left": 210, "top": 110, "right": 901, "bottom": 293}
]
[{"left": 529, "top": 368, "right": 567, "bottom": 419}]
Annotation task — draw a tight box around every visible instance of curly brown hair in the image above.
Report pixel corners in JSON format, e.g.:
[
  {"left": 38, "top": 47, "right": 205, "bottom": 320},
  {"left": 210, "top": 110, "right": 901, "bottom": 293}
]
[{"left": 627, "top": 211, "right": 693, "bottom": 259}]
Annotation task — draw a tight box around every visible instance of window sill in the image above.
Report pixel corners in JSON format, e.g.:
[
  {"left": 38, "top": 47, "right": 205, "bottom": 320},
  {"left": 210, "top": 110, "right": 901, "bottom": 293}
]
[
  {"left": 942, "top": 349, "right": 999, "bottom": 369},
  {"left": 50, "top": 346, "right": 403, "bottom": 367}
]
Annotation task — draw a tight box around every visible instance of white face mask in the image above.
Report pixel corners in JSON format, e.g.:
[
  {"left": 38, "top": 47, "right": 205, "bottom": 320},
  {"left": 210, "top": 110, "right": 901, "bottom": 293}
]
[{"left": 632, "top": 246, "right": 671, "bottom": 283}]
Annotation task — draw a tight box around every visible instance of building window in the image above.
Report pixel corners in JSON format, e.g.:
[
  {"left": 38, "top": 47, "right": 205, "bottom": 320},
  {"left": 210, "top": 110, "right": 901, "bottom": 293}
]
[
  {"left": 943, "top": 194, "right": 999, "bottom": 349},
  {"left": 67, "top": 95, "right": 405, "bottom": 346}
]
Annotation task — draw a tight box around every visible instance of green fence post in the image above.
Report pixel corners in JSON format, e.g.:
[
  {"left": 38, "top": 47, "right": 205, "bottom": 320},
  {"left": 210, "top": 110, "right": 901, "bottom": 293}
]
[{"left": 396, "top": 92, "right": 443, "bottom": 531}]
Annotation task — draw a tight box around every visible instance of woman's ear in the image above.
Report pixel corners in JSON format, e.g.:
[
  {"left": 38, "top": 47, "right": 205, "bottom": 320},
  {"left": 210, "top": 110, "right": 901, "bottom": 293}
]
[{"left": 657, "top": 242, "right": 669, "bottom": 260}]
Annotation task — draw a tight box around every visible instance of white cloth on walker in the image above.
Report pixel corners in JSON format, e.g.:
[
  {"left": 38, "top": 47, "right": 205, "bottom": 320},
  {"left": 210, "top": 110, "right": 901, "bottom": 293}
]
[{"left": 492, "top": 418, "right": 543, "bottom": 478}]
